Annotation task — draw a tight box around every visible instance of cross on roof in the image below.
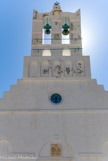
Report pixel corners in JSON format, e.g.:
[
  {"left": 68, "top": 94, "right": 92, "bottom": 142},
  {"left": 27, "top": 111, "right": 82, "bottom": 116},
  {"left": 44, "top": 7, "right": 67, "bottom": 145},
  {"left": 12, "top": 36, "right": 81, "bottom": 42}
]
[{"left": 54, "top": 1, "right": 60, "bottom": 5}]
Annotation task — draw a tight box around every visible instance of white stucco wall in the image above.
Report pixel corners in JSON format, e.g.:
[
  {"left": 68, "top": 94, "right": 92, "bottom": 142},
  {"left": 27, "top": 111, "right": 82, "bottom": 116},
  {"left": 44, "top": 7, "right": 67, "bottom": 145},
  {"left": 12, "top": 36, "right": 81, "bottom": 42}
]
[{"left": 0, "top": 4, "right": 108, "bottom": 161}]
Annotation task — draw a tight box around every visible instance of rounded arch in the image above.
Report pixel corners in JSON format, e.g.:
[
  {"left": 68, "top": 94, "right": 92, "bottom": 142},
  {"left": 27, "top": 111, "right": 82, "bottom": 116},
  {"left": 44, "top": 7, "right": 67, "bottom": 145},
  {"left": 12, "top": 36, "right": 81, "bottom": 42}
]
[
  {"left": 28, "top": 61, "right": 37, "bottom": 77},
  {"left": 53, "top": 60, "right": 61, "bottom": 67},
  {"left": 0, "top": 139, "right": 12, "bottom": 155},
  {"left": 39, "top": 141, "right": 73, "bottom": 158},
  {"left": 41, "top": 60, "right": 49, "bottom": 77},
  {"left": 43, "top": 16, "right": 51, "bottom": 27},
  {"left": 62, "top": 17, "right": 70, "bottom": 45},
  {"left": 64, "top": 61, "right": 72, "bottom": 77},
  {"left": 76, "top": 60, "right": 85, "bottom": 76},
  {"left": 77, "top": 61, "right": 84, "bottom": 65},
  {"left": 62, "top": 16, "right": 70, "bottom": 26},
  {"left": 52, "top": 60, "right": 61, "bottom": 77}
]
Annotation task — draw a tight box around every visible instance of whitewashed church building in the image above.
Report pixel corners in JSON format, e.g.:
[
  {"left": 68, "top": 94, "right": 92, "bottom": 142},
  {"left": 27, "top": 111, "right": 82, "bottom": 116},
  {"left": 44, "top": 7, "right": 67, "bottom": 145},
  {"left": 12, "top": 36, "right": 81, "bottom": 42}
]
[{"left": 0, "top": 3, "right": 108, "bottom": 161}]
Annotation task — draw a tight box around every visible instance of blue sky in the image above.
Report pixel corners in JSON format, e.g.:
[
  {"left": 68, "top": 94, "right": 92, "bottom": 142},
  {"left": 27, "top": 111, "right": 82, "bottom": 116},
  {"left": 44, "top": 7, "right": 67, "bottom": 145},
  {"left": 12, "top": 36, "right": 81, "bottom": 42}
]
[{"left": 0, "top": 0, "right": 108, "bottom": 97}]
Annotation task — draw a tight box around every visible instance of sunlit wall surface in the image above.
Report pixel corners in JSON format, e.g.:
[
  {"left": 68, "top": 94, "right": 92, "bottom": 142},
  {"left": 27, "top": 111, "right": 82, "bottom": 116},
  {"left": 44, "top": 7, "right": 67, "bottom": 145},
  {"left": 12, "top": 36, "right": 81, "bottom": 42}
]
[{"left": 0, "top": 0, "right": 108, "bottom": 97}]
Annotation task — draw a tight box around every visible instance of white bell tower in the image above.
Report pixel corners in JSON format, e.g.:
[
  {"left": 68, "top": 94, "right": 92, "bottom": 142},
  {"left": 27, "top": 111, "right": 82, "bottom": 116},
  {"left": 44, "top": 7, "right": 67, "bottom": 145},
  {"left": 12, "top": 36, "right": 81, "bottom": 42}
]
[
  {"left": 0, "top": 3, "right": 108, "bottom": 161},
  {"left": 23, "top": 3, "right": 91, "bottom": 80}
]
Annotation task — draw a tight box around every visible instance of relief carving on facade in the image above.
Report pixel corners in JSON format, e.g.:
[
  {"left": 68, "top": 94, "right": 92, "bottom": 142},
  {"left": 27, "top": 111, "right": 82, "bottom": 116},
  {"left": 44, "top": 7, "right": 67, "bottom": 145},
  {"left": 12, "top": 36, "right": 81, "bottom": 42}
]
[
  {"left": 52, "top": 61, "right": 62, "bottom": 77},
  {"left": 41, "top": 61, "right": 49, "bottom": 77},
  {"left": 76, "top": 61, "right": 85, "bottom": 76},
  {"left": 64, "top": 61, "right": 72, "bottom": 77},
  {"left": 51, "top": 144, "right": 62, "bottom": 157},
  {"left": 28, "top": 60, "right": 85, "bottom": 78}
]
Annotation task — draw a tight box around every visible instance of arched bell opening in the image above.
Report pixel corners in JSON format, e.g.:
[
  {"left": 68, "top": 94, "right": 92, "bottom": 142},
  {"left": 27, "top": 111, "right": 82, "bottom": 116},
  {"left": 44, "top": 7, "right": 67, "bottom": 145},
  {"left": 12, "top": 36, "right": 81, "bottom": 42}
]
[
  {"left": 62, "top": 17, "right": 70, "bottom": 44},
  {"left": 43, "top": 17, "right": 52, "bottom": 44}
]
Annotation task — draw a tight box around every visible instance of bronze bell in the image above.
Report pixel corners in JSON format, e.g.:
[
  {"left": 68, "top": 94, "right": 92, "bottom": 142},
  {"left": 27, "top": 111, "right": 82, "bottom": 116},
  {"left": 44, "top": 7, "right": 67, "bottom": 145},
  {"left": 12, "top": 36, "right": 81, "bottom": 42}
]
[
  {"left": 62, "top": 24, "right": 70, "bottom": 35},
  {"left": 62, "top": 28, "right": 69, "bottom": 35},
  {"left": 45, "top": 28, "right": 51, "bottom": 34},
  {"left": 44, "top": 24, "right": 51, "bottom": 35}
]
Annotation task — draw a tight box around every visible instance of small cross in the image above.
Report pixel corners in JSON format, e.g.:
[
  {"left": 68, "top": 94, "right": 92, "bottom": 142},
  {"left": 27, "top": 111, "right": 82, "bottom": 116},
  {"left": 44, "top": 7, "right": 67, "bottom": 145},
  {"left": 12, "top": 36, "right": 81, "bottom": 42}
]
[{"left": 54, "top": 1, "right": 60, "bottom": 5}]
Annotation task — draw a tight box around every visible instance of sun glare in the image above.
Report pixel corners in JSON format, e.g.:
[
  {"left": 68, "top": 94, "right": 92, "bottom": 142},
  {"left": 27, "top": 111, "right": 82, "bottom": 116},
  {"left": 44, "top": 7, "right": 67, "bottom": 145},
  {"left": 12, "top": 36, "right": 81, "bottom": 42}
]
[
  {"left": 82, "top": 27, "right": 91, "bottom": 55},
  {"left": 81, "top": 21, "right": 96, "bottom": 56}
]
